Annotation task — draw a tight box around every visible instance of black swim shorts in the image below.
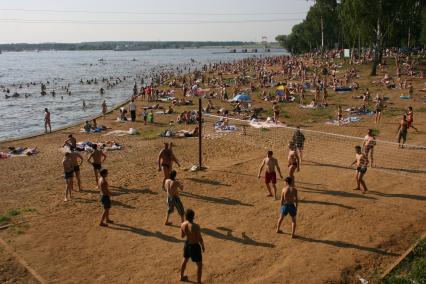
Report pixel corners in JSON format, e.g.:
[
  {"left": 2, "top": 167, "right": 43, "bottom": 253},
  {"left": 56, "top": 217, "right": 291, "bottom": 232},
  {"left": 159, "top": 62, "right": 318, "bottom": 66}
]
[
  {"left": 184, "top": 242, "right": 202, "bottom": 262},
  {"left": 101, "top": 195, "right": 111, "bottom": 209},
  {"left": 92, "top": 163, "right": 102, "bottom": 170}
]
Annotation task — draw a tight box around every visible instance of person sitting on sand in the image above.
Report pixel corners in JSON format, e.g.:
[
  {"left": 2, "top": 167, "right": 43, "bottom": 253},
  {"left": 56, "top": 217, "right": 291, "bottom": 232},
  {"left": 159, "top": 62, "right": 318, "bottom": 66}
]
[
  {"left": 99, "top": 169, "right": 113, "bottom": 227},
  {"left": 165, "top": 170, "right": 185, "bottom": 225},
  {"left": 276, "top": 176, "right": 298, "bottom": 237},
  {"left": 83, "top": 121, "right": 92, "bottom": 133},
  {"left": 63, "top": 152, "right": 74, "bottom": 201},
  {"left": 258, "top": 150, "right": 283, "bottom": 199},
  {"left": 63, "top": 134, "right": 77, "bottom": 151},
  {"left": 180, "top": 209, "right": 205, "bottom": 284},
  {"left": 87, "top": 144, "right": 107, "bottom": 188},
  {"left": 164, "top": 105, "right": 174, "bottom": 114}
]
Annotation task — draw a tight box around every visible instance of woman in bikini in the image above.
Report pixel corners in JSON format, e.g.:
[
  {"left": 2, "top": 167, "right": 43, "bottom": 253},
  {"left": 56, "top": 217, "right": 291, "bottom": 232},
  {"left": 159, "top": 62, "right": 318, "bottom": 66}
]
[{"left": 287, "top": 142, "right": 300, "bottom": 184}]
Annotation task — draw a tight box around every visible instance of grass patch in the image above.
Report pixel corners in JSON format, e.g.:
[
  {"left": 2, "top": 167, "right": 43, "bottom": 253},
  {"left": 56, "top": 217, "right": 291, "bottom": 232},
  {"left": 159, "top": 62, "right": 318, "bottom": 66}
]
[
  {"left": 309, "top": 108, "right": 333, "bottom": 120},
  {"left": 0, "top": 209, "right": 21, "bottom": 225},
  {"left": 139, "top": 128, "right": 164, "bottom": 139},
  {"left": 416, "top": 108, "right": 426, "bottom": 113},
  {"left": 260, "top": 128, "right": 269, "bottom": 132},
  {"left": 382, "top": 237, "right": 426, "bottom": 284},
  {"left": 371, "top": 129, "right": 380, "bottom": 136},
  {"left": 384, "top": 107, "right": 405, "bottom": 117}
]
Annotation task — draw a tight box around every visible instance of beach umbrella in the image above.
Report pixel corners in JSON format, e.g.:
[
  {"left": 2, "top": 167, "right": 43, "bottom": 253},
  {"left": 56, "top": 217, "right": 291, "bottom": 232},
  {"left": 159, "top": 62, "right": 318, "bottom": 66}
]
[{"left": 230, "top": 93, "right": 252, "bottom": 102}]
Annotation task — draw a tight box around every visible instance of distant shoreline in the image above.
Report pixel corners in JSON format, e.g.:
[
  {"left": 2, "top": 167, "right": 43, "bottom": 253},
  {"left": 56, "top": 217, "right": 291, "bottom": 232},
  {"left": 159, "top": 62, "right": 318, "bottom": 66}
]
[{"left": 0, "top": 41, "right": 279, "bottom": 52}]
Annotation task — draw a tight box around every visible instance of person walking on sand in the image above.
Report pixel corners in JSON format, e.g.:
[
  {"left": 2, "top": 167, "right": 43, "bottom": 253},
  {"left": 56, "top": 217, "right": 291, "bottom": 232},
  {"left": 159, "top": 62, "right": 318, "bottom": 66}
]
[
  {"left": 362, "top": 129, "right": 376, "bottom": 167},
  {"left": 129, "top": 99, "right": 136, "bottom": 122},
  {"left": 350, "top": 146, "right": 368, "bottom": 194},
  {"left": 406, "top": 106, "right": 418, "bottom": 132},
  {"left": 158, "top": 142, "right": 180, "bottom": 191},
  {"left": 288, "top": 142, "right": 300, "bottom": 184},
  {"left": 374, "top": 96, "right": 383, "bottom": 124},
  {"left": 99, "top": 169, "right": 113, "bottom": 227},
  {"left": 276, "top": 177, "right": 298, "bottom": 237},
  {"left": 180, "top": 209, "right": 205, "bottom": 284},
  {"left": 88, "top": 144, "right": 107, "bottom": 188},
  {"left": 291, "top": 127, "right": 305, "bottom": 162},
  {"left": 272, "top": 102, "right": 280, "bottom": 124},
  {"left": 397, "top": 114, "right": 409, "bottom": 148},
  {"left": 165, "top": 170, "right": 185, "bottom": 225},
  {"left": 63, "top": 152, "right": 74, "bottom": 201},
  {"left": 44, "top": 108, "right": 51, "bottom": 133},
  {"left": 70, "top": 151, "right": 84, "bottom": 191},
  {"left": 258, "top": 151, "right": 283, "bottom": 199}
]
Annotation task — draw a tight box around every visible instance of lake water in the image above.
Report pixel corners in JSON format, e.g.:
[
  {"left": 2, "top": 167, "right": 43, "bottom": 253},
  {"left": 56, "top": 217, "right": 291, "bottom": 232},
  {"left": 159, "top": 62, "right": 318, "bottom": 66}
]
[{"left": 0, "top": 48, "right": 286, "bottom": 141}]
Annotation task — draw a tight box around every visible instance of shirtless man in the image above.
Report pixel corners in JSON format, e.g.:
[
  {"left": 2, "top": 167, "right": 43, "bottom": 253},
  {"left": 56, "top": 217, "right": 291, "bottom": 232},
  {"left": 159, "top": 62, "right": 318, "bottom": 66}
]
[
  {"left": 397, "top": 114, "right": 409, "bottom": 148},
  {"left": 44, "top": 108, "right": 51, "bottom": 133},
  {"left": 362, "top": 129, "right": 376, "bottom": 167},
  {"left": 158, "top": 142, "right": 180, "bottom": 191},
  {"left": 276, "top": 177, "right": 298, "bottom": 237},
  {"left": 165, "top": 170, "right": 185, "bottom": 225},
  {"left": 287, "top": 142, "right": 300, "bottom": 184},
  {"left": 70, "top": 151, "right": 84, "bottom": 191},
  {"left": 62, "top": 152, "right": 74, "bottom": 201},
  {"left": 63, "top": 134, "right": 77, "bottom": 151},
  {"left": 350, "top": 146, "right": 368, "bottom": 194},
  {"left": 99, "top": 169, "right": 113, "bottom": 227},
  {"left": 87, "top": 144, "right": 107, "bottom": 188},
  {"left": 291, "top": 127, "right": 305, "bottom": 162},
  {"left": 272, "top": 102, "right": 280, "bottom": 124},
  {"left": 180, "top": 209, "right": 205, "bottom": 284},
  {"left": 258, "top": 151, "right": 283, "bottom": 199},
  {"left": 406, "top": 106, "right": 418, "bottom": 132}
]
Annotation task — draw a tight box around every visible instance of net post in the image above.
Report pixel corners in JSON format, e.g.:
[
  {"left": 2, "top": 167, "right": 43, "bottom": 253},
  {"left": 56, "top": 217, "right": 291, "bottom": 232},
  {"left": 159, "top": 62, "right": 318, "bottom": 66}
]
[{"left": 198, "top": 98, "right": 202, "bottom": 169}]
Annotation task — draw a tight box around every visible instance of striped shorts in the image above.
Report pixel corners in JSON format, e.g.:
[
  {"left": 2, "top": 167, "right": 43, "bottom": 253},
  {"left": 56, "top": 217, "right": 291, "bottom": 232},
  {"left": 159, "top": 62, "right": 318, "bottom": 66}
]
[{"left": 167, "top": 195, "right": 185, "bottom": 216}]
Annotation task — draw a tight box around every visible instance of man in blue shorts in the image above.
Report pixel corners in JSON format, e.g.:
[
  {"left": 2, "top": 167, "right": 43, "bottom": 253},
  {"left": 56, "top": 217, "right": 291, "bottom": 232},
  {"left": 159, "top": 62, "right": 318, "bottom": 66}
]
[{"left": 276, "top": 177, "right": 298, "bottom": 238}]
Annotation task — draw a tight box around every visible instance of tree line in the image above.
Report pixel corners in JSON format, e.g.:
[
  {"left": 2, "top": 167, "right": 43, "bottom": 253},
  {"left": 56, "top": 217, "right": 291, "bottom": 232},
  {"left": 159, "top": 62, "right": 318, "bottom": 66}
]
[{"left": 276, "top": 0, "right": 426, "bottom": 74}]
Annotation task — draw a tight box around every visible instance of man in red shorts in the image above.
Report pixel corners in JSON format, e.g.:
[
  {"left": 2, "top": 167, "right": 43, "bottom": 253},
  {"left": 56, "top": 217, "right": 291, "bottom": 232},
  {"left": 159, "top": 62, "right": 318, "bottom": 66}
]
[{"left": 258, "top": 151, "right": 283, "bottom": 199}]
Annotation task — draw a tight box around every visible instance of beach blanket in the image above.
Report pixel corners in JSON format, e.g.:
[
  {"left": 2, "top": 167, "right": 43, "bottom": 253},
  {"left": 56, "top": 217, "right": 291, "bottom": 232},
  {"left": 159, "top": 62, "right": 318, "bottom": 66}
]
[
  {"left": 249, "top": 119, "right": 286, "bottom": 129},
  {"left": 80, "top": 127, "right": 104, "bottom": 133},
  {"left": 157, "top": 96, "right": 175, "bottom": 102},
  {"left": 335, "top": 86, "right": 352, "bottom": 93},
  {"left": 214, "top": 121, "right": 237, "bottom": 132},
  {"left": 344, "top": 108, "right": 373, "bottom": 115},
  {"left": 1, "top": 147, "right": 39, "bottom": 158},
  {"left": 104, "top": 128, "right": 139, "bottom": 136},
  {"left": 326, "top": 116, "right": 362, "bottom": 126},
  {"left": 75, "top": 141, "right": 123, "bottom": 152},
  {"left": 400, "top": 95, "right": 411, "bottom": 100}
]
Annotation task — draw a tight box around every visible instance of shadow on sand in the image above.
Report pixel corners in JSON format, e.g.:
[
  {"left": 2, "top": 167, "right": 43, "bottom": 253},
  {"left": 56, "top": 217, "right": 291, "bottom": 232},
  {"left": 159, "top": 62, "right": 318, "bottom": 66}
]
[
  {"left": 108, "top": 223, "right": 181, "bottom": 243},
  {"left": 181, "top": 191, "right": 253, "bottom": 207},
  {"left": 296, "top": 236, "right": 399, "bottom": 257},
  {"left": 201, "top": 227, "right": 275, "bottom": 248},
  {"left": 186, "top": 177, "right": 231, "bottom": 187}
]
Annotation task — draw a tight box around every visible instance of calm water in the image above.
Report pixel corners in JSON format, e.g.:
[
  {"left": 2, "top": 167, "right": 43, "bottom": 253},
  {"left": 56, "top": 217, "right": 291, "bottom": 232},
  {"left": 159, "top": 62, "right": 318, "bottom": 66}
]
[{"left": 0, "top": 48, "right": 286, "bottom": 141}]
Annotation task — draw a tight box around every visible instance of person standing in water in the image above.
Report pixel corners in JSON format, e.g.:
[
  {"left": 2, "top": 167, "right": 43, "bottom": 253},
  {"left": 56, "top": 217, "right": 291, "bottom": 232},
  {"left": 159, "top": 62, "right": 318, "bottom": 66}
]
[
  {"left": 102, "top": 100, "right": 107, "bottom": 115},
  {"left": 44, "top": 108, "right": 51, "bottom": 133}
]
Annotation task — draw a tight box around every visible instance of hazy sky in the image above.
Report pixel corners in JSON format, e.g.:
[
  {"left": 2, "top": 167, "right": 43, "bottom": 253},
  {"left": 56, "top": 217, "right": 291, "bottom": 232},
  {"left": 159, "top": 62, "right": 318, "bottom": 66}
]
[{"left": 0, "top": 0, "right": 312, "bottom": 43}]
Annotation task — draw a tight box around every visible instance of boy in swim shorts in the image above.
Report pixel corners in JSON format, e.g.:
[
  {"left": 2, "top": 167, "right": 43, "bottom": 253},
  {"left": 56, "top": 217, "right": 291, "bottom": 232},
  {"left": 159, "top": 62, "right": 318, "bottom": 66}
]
[
  {"left": 165, "top": 170, "right": 185, "bottom": 225},
  {"left": 62, "top": 152, "right": 74, "bottom": 201},
  {"left": 350, "top": 146, "right": 368, "bottom": 193},
  {"left": 99, "top": 169, "right": 113, "bottom": 227},
  {"left": 258, "top": 151, "right": 283, "bottom": 199},
  {"left": 276, "top": 177, "right": 298, "bottom": 237}
]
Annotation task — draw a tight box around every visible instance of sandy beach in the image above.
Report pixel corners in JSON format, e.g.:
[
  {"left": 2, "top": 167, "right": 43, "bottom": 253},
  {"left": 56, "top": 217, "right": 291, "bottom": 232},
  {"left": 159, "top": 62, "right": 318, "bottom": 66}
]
[{"left": 1, "top": 54, "right": 426, "bottom": 283}]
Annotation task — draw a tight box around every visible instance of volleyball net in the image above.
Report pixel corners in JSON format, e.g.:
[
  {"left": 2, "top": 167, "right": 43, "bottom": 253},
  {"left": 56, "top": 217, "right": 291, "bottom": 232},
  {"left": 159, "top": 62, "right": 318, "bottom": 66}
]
[{"left": 202, "top": 114, "right": 426, "bottom": 179}]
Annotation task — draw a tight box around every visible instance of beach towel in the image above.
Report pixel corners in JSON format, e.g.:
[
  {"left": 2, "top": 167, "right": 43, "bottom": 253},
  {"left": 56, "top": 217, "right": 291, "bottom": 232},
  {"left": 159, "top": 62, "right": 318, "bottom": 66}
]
[
  {"left": 326, "top": 116, "right": 362, "bottom": 126},
  {"left": 249, "top": 119, "right": 286, "bottom": 129},
  {"left": 2, "top": 147, "right": 39, "bottom": 157},
  {"left": 335, "top": 86, "right": 352, "bottom": 93},
  {"left": 399, "top": 95, "right": 411, "bottom": 100},
  {"left": 104, "top": 128, "right": 139, "bottom": 136},
  {"left": 80, "top": 127, "right": 104, "bottom": 133}
]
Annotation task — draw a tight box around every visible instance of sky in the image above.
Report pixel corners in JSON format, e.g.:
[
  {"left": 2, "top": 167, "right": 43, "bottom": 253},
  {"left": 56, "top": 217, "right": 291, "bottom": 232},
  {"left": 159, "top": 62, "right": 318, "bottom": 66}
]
[{"left": 0, "top": 0, "right": 312, "bottom": 43}]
